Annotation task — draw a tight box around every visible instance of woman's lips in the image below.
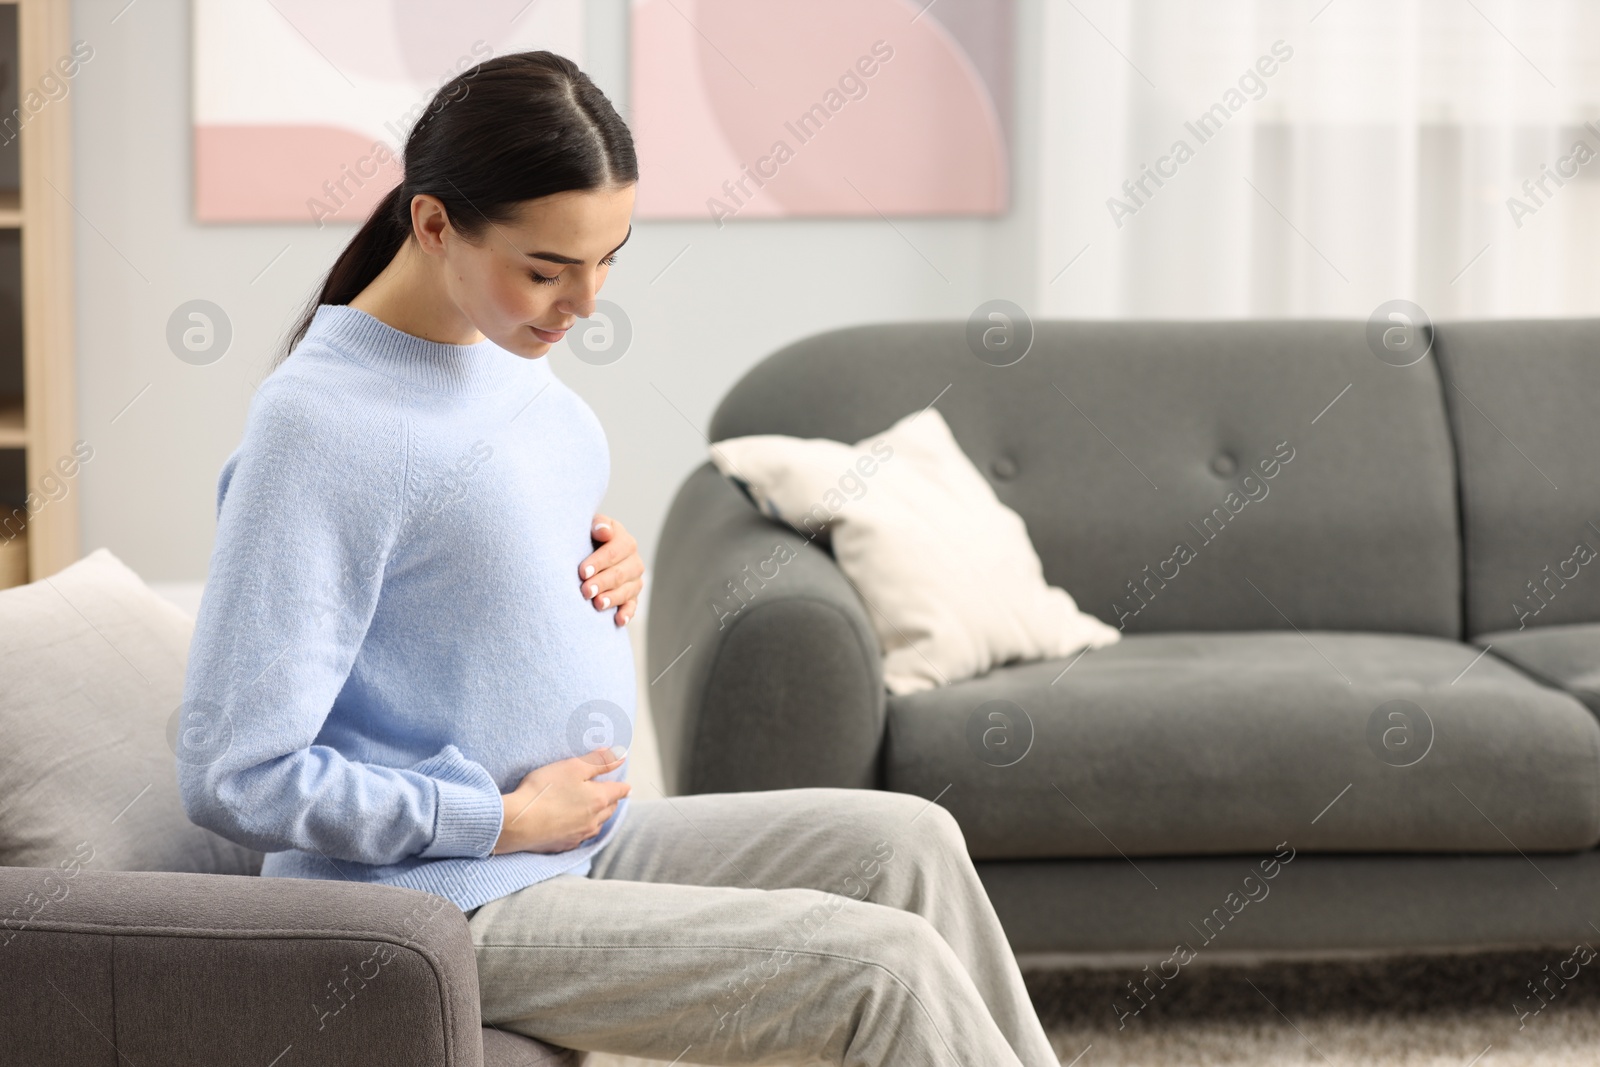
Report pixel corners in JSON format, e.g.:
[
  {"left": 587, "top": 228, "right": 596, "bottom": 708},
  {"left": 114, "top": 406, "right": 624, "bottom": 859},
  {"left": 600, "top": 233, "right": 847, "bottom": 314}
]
[{"left": 530, "top": 325, "right": 569, "bottom": 343}]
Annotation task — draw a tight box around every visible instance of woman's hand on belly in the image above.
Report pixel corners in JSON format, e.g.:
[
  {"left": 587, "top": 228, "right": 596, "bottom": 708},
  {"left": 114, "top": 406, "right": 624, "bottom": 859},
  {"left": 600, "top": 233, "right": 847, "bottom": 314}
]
[
  {"left": 579, "top": 513, "right": 644, "bottom": 626},
  {"left": 492, "top": 746, "right": 631, "bottom": 855}
]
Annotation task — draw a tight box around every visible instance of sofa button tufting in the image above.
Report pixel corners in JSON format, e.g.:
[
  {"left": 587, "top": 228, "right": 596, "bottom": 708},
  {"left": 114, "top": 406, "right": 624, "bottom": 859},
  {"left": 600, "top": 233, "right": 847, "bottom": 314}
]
[
  {"left": 991, "top": 456, "right": 1018, "bottom": 480},
  {"left": 1210, "top": 452, "right": 1238, "bottom": 476}
]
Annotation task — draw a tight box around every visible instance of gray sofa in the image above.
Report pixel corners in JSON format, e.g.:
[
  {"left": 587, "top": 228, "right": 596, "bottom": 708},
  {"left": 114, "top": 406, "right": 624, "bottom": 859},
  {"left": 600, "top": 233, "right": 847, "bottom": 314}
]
[{"left": 647, "top": 317, "right": 1600, "bottom": 960}]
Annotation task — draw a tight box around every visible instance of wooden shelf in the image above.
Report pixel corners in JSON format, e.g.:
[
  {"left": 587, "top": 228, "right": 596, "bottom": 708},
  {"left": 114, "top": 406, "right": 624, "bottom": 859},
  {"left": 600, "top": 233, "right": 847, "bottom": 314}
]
[
  {"left": 0, "top": 393, "right": 21, "bottom": 448},
  {"left": 0, "top": 0, "right": 77, "bottom": 587},
  {"left": 0, "top": 525, "right": 23, "bottom": 588}
]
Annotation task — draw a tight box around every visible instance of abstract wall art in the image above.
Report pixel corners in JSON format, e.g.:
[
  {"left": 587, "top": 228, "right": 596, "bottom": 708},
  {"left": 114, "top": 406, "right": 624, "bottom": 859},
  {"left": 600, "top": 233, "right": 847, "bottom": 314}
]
[
  {"left": 193, "top": 0, "right": 584, "bottom": 224},
  {"left": 629, "top": 0, "right": 1014, "bottom": 221}
]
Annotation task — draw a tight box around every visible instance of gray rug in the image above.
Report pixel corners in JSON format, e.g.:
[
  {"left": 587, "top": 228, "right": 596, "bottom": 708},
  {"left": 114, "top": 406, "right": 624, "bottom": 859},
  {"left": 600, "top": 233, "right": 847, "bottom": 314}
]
[
  {"left": 579, "top": 948, "right": 1600, "bottom": 1066},
  {"left": 1023, "top": 948, "right": 1600, "bottom": 1065}
]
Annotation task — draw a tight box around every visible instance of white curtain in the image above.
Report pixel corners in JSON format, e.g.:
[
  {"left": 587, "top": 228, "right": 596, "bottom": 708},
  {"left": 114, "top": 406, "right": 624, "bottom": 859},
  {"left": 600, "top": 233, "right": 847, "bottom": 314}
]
[{"left": 1034, "top": 0, "right": 1600, "bottom": 319}]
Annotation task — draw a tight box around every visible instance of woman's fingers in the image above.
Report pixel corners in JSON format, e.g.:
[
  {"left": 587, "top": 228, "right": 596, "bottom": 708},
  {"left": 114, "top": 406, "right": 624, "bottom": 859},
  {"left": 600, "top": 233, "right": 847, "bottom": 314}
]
[
  {"left": 579, "top": 539, "right": 628, "bottom": 581},
  {"left": 579, "top": 543, "right": 620, "bottom": 585},
  {"left": 580, "top": 513, "right": 642, "bottom": 623},
  {"left": 595, "top": 578, "right": 642, "bottom": 611},
  {"left": 590, "top": 577, "right": 643, "bottom": 613},
  {"left": 579, "top": 515, "right": 637, "bottom": 584},
  {"left": 581, "top": 556, "right": 644, "bottom": 601}
]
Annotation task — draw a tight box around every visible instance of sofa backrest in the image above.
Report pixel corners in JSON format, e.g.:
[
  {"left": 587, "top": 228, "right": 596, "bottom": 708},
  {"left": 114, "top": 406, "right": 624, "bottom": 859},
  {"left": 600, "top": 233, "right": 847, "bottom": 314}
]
[
  {"left": 709, "top": 319, "right": 1462, "bottom": 638},
  {"left": 1435, "top": 318, "right": 1600, "bottom": 636}
]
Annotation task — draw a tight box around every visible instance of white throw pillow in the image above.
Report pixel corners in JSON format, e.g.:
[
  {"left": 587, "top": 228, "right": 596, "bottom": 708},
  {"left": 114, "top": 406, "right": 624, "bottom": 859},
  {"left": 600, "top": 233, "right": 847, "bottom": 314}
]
[
  {"left": 0, "top": 546, "right": 262, "bottom": 875},
  {"left": 710, "top": 407, "right": 1120, "bottom": 694}
]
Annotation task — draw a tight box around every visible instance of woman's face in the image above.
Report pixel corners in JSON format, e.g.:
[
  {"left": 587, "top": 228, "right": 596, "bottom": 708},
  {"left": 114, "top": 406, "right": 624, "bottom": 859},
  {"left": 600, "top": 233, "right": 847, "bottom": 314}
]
[{"left": 431, "top": 183, "right": 636, "bottom": 359}]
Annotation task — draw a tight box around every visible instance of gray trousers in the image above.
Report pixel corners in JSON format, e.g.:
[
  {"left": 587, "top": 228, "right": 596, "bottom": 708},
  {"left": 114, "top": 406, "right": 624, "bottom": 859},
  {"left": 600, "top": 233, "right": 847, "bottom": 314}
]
[{"left": 467, "top": 786, "right": 1059, "bottom": 1066}]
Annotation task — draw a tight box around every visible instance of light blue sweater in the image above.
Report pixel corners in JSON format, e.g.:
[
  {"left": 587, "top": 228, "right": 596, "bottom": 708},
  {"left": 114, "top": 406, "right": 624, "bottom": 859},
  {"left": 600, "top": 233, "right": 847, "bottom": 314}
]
[{"left": 177, "top": 303, "right": 635, "bottom": 913}]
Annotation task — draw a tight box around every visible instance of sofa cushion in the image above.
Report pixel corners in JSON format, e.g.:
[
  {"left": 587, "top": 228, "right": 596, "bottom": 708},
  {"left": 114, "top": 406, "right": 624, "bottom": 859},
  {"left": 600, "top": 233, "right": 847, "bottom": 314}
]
[
  {"left": 884, "top": 631, "right": 1600, "bottom": 859},
  {"left": 1476, "top": 623, "right": 1600, "bottom": 716},
  {"left": 709, "top": 320, "right": 1462, "bottom": 638},
  {"left": 0, "top": 547, "right": 260, "bottom": 875},
  {"left": 1435, "top": 319, "right": 1600, "bottom": 635}
]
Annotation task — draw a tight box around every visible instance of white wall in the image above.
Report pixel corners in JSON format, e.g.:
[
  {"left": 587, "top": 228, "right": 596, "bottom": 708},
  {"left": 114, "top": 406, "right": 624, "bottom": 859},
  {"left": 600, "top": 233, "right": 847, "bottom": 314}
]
[
  {"left": 70, "top": 0, "right": 1600, "bottom": 596},
  {"left": 71, "top": 0, "right": 1049, "bottom": 594}
]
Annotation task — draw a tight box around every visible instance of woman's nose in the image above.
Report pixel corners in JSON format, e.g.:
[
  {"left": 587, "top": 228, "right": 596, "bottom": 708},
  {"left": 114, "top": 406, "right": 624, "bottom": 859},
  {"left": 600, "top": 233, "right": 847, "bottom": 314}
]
[{"left": 561, "top": 285, "right": 598, "bottom": 319}]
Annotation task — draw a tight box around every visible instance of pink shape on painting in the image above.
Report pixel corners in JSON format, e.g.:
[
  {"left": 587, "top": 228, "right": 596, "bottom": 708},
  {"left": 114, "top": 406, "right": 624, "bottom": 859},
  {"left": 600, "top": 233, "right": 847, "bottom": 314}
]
[
  {"left": 195, "top": 124, "right": 402, "bottom": 223},
  {"left": 632, "top": 0, "right": 1007, "bottom": 220},
  {"left": 629, "top": 0, "right": 751, "bottom": 216},
  {"left": 271, "top": 0, "right": 524, "bottom": 82}
]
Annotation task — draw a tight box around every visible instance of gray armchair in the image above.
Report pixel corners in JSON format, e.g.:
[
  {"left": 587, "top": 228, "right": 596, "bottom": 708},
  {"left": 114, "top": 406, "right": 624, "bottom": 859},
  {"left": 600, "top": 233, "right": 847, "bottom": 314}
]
[
  {"left": 0, "top": 545, "right": 575, "bottom": 1066},
  {"left": 0, "top": 864, "right": 572, "bottom": 1066}
]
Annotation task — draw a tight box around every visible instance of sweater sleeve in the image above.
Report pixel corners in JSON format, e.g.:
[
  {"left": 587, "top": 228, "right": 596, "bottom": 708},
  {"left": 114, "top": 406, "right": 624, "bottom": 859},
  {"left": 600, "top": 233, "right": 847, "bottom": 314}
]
[{"left": 176, "top": 379, "right": 505, "bottom": 865}]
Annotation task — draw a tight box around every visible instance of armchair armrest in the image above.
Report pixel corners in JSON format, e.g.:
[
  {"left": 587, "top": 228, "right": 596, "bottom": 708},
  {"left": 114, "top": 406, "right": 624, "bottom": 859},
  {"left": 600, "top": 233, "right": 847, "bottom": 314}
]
[
  {"left": 0, "top": 864, "right": 494, "bottom": 1066},
  {"left": 646, "top": 461, "right": 886, "bottom": 795}
]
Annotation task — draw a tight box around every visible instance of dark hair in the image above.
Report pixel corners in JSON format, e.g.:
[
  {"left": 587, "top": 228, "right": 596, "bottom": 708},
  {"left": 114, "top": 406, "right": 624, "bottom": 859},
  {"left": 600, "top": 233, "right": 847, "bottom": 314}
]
[{"left": 273, "top": 50, "right": 637, "bottom": 368}]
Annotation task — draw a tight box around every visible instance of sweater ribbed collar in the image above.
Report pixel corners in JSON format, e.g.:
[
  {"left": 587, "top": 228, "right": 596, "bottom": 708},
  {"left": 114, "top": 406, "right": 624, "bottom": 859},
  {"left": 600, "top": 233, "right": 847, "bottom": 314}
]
[{"left": 306, "top": 303, "right": 546, "bottom": 397}]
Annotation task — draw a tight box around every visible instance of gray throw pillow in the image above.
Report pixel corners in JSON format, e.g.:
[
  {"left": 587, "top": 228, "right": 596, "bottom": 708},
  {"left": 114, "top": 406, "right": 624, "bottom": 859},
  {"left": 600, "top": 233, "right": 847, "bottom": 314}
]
[{"left": 0, "top": 546, "right": 260, "bottom": 875}]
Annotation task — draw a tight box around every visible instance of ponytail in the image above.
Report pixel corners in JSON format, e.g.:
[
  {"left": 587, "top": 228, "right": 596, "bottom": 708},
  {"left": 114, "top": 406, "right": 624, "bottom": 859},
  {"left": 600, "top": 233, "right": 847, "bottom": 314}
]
[{"left": 278, "top": 183, "right": 411, "bottom": 362}]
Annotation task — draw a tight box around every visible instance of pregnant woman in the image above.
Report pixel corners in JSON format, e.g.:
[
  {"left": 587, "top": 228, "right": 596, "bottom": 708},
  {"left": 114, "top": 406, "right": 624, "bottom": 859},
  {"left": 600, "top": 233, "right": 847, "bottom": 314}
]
[{"left": 177, "top": 50, "right": 1058, "bottom": 1067}]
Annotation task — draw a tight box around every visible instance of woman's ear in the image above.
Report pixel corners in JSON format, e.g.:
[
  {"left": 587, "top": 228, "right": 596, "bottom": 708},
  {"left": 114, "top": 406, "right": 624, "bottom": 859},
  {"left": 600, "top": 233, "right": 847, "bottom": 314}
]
[{"left": 410, "top": 193, "right": 453, "bottom": 256}]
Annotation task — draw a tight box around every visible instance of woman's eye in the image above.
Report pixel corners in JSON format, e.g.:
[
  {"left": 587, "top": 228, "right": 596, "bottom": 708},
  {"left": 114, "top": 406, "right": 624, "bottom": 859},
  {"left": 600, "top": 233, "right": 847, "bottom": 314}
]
[{"left": 531, "top": 256, "right": 615, "bottom": 286}]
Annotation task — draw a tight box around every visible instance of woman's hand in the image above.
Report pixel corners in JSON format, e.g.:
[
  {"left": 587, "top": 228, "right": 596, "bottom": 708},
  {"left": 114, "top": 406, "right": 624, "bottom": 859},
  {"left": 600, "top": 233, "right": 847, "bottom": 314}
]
[
  {"left": 579, "top": 513, "right": 643, "bottom": 626},
  {"left": 492, "top": 747, "right": 631, "bottom": 855}
]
